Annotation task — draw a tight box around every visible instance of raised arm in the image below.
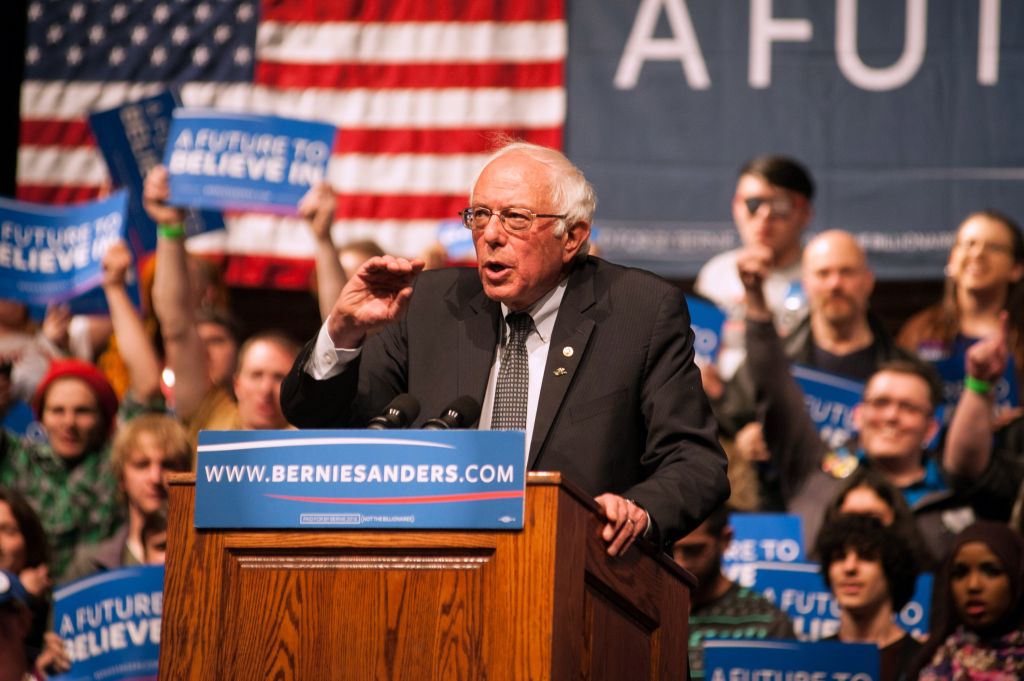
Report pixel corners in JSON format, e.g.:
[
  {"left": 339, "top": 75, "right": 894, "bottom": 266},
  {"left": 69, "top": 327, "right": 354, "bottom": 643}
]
[
  {"left": 144, "top": 166, "right": 211, "bottom": 421},
  {"left": 100, "top": 240, "right": 162, "bottom": 402},
  {"left": 738, "top": 245, "right": 826, "bottom": 499},
  {"left": 299, "top": 182, "right": 346, "bottom": 322},
  {"left": 944, "top": 313, "right": 1007, "bottom": 479}
]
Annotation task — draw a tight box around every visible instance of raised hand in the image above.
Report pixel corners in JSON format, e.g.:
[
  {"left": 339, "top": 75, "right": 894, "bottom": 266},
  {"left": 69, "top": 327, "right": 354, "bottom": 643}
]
[
  {"left": 966, "top": 311, "right": 1009, "bottom": 383},
  {"left": 142, "top": 165, "right": 186, "bottom": 225},
  {"left": 101, "top": 240, "right": 133, "bottom": 289},
  {"left": 327, "top": 255, "right": 425, "bottom": 347},
  {"left": 736, "top": 244, "right": 773, "bottom": 320},
  {"left": 298, "top": 182, "right": 337, "bottom": 241}
]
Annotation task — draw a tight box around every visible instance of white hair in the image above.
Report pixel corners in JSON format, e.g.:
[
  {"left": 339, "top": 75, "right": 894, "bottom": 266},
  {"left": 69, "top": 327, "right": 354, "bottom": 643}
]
[{"left": 470, "top": 142, "right": 596, "bottom": 254}]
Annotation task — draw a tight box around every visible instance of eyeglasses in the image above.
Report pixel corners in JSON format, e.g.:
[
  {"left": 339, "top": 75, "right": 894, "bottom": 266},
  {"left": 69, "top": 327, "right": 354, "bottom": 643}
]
[
  {"left": 954, "top": 238, "right": 1014, "bottom": 257},
  {"left": 742, "top": 196, "right": 794, "bottom": 217},
  {"left": 460, "top": 206, "right": 566, "bottom": 232},
  {"left": 861, "top": 396, "right": 931, "bottom": 418}
]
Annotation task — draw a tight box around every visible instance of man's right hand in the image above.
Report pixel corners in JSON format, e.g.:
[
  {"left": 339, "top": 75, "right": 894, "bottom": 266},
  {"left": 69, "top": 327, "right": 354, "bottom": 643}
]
[
  {"left": 735, "top": 245, "right": 773, "bottom": 321},
  {"left": 327, "top": 255, "right": 425, "bottom": 348},
  {"left": 143, "top": 165, "right": 186, "bottom": 225}
]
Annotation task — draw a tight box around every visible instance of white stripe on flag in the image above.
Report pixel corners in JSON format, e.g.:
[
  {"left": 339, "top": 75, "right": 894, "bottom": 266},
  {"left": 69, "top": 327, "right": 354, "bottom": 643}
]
[{"left": 257, "top": 21, "right": 567, "bottom": 64}]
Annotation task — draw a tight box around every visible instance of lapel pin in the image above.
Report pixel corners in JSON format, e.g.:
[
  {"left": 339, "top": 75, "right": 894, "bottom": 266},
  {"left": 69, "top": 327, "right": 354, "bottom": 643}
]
[
  {"left": 562, "top": 346, "right": 574, "bottom": 358},
  {"left": 553, "top": 367, "right": 568, "bottom": 376}
]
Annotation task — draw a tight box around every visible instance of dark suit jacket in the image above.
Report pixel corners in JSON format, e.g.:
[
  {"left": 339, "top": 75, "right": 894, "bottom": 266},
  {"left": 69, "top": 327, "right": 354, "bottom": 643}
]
[{"left": 281, "top": 257, "right": 729, "bottom": 545}]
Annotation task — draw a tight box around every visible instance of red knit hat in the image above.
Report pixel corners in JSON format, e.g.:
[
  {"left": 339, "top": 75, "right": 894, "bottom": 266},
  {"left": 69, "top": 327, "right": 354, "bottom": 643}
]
[{"left": 32, "top": 359, "right": 119, "bottom": 429}]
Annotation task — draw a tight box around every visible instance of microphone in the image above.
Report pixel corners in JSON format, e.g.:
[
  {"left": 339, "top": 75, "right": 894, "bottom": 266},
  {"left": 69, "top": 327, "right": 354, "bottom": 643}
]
[
  {"left": 423, "top": 396, "right": 481, "bottom": 430},
  {"left": 367, "top": 394, "right": 420, "bottom": 430}
]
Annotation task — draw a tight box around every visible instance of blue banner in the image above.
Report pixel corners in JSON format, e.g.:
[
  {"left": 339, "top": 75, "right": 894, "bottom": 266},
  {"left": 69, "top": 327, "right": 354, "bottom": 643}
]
[
  {"left": 0, "top": 192, "right": 127, "bottom": 307},
  {"left": 164, "top": 110, "right": 336, "bottom": 213},
  {"left": 195, "top": 429, "right": 527, "bottom": 529},
  {"left": 52, "top": 565, "right": 164, "bottom": 681},
  {"left": 704, "top": 640, "right": 879, "bottom": 681},
  {"left": 752, "top": 562, "right": 933, "bottom": 641},
  {"left": 723, "top": 513, "right": 804, "bottom": 587},
  {"left": 686, "top": 294, "right": 727, "bottom": 367},
  {"left": 88, "top": 91, "right": 224, "bottom": 255},
  {"left": 792, "top": 365, "right": 864, "bottom": 450},
  {"left": 568, "top": 1, "right": 1024, "bottom": 279}
]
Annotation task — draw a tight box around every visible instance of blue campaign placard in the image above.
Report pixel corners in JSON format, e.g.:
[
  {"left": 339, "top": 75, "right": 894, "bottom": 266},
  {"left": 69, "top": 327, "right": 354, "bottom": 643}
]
[
  {"left": 723, "top": 513, "right": 804, "bottom": 587},
  {"left": 52, "top": 565, "right": 164, "bottom": 681},
  {"left": 88, "top": 91, "right": 224, "bottom": 255},
  {"left": 792, "top": 365, "right": 865, "bottom": 450},
  {"left": 0, "top": 192, "right": 127, "bottom": 307},
  {"left": 703, "top": 640, "right": 879, "bottom": 681},
  {"left": 164, "top": 110, "right": 336, "bottom": 213},
  {"left": 752, "top": 562, "right": 933, "bottom": 641},
  {"left": 195, "top": 429, "right": 527, "bottom": 529},
  {"left": 931, "top": 342, "right": 1019, "bottom": 416},
  {"left": 685, "top": 295, "right": 726, "bottom": 367},
  {"left": 437, "top": 219, "right": 476, "bottom": 261}
]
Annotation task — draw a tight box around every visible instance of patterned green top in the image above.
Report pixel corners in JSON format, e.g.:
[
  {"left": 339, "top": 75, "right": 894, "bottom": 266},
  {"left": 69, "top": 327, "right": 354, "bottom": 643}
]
[
  {"left": 0, "top": 396, "right": 162, "bottom": 581},
  {"left": 688, "top": 582, "right": 796, "bottom": 680}
]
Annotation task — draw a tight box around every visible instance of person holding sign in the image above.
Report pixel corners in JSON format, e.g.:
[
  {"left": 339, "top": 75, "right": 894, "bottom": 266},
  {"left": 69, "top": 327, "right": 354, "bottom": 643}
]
[
  {"left": 280, "top": 142, "right": 729, "bottom": 554},
  {"left": 913, "top": 521, "right": 1024, "bottom": 680},
  {"left": 816, "top": 514, "right": 922, "bottom": 681},
  {"left": 739, "top": 242, "right": 1006, "bottom": 560},
  {"left": 144, "top": 166, "right": 312, "bottom": 446}
]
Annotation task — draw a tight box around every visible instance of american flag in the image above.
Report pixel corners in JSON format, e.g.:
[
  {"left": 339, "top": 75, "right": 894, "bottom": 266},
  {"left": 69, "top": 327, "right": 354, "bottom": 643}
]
[{"left": 19, "top": 0, "right": 566, "bottom": 288}]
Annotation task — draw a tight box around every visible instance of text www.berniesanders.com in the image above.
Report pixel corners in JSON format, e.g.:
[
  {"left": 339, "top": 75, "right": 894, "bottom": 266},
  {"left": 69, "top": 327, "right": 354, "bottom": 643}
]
[{"left": 203, "top": 463, "right": 515, "bottom": 485}]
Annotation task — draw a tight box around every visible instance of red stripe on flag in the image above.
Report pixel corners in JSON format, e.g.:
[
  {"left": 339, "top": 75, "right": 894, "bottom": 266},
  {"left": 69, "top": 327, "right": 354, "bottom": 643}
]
[
  {"left": 223, "top": 254, "right": 316, "bottom": 290},
  {"left": 16, "top": 184, "right": 102, "bottom": 204},
  {"left": 260, "top": 1, "right": 564, "bottom": 23},
  {"left": 255, "top": 61, "right": 563, "bottom": 90},
  {"left": 333, "top": 128, "right": 563, "bottom": 154},
  {"left": 20, "top": 120, "right": 96, "bottom": 148}
]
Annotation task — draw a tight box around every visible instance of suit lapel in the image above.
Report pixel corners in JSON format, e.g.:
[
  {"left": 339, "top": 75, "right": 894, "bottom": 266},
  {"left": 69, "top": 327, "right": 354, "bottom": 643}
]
[
  {"left": 456, "top": 287, "right": 501, "bottom": 408},
  {"left": 528, "top": 262, "right": 597, "bottom": 468}
]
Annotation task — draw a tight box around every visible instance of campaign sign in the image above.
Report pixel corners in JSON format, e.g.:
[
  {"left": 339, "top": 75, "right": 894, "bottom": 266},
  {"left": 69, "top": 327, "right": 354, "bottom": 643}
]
[
  {"left": 164, "top": 110, "right": 336, "bottom": 213},
  {"left": 52, "top": 565, "right": 164, "bottom": 681},
  {"left": 703, "top": 640, "right": 879, "bottom": 681},
  {"left": 753, "top": 563, "right": 933, "bottom": 641},
  {"left": 723, "top": 513, "right": 804, "bottom": 587},
  {"left": 195, "top": 429, "right": 527, "bottom": 529},
  {"left": 686, "top": 295, "right": 726, "bottom": 367},
  {"left": 437, "top": 219, "right": 475, "bottom": 261},
  {"left": 792, "top": 365, "right": 865, "bottom": 450},
  {"left": 0, "top": 192, "right": 126, "bottom": 307},
  {"left": 89, "top": 91, "right": 224, "bottom": 255}
]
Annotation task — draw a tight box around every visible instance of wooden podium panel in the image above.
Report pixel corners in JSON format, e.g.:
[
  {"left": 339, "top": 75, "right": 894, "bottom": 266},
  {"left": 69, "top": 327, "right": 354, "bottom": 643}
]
[{"left": 159, "top": 472, "right": 693, "bottom": 680}]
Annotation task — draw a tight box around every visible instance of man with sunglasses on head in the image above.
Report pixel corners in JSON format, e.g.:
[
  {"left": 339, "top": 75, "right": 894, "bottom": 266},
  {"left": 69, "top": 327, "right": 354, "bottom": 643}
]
[
  {"left": 695, "top": 156, "right": 815, "bottom": 388},
  {"left": 281, "top": 142, "right": 729, "bottom": 556}
]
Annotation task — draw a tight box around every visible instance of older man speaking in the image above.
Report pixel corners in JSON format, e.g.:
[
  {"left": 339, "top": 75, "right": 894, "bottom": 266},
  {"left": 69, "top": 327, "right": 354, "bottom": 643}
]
[{"left": 281, "top": 142, "right": 729, "bottom": 555}]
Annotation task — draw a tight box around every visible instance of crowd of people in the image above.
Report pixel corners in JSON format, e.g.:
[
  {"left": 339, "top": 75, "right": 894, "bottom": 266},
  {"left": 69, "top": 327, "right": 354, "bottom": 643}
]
[{"left": 1, "top": 145, "right": 1023, "bottom": 678}]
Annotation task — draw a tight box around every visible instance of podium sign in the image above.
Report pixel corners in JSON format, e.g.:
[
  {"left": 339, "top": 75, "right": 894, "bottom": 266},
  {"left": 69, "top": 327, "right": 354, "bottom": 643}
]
[{"left": 196, "top": 429, "right": 527, "bottom": 530}]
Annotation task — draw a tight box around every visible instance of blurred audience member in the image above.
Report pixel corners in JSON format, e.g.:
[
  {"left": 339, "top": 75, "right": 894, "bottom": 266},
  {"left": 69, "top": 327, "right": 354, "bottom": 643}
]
[
  {"left": 816, "top": 515, "right": 922, "bottom": 681},
  {"left": 822, "top": 467, "right": 935, "bottom": 569},
  {"left": 898, "top": 211, "right": 1024, "bottom": 426},
  {"left": 62, "top": 414, "right": 189, "bottom": 582},
  {"left": 141, "top": 508, "right": 167, "bottom": 565},
  {"left": 695, "top": 156, "right": 815, "bottom": 390},
  {"left": 0, "top": 487, "right": 50, "bottom": 665},
  {"left": 673, "top": 505, "right": 794, "bottom": 680},
  {"left": 913, "top": 521, "right": 1024, "bottom": 680}
]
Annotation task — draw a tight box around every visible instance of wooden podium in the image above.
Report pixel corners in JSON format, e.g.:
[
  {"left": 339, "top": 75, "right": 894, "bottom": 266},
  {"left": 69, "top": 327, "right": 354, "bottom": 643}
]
[{"left": 159, "top": 471, "right": 693, "bottom": 680}]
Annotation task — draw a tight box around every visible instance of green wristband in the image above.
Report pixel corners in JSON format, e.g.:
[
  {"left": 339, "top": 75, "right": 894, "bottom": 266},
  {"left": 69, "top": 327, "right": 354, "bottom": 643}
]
[
  {"left": 157, "top": 223, "right": 186, "bottom": 240},
  {"left": 964, "top": 375, "right": 992, "bottom": 395}
]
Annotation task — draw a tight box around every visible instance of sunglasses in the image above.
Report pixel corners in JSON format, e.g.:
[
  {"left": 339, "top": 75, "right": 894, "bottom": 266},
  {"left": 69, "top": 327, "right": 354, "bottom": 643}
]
[{"left": 742, "top": 196, "right": 794, "bottom": 217}]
